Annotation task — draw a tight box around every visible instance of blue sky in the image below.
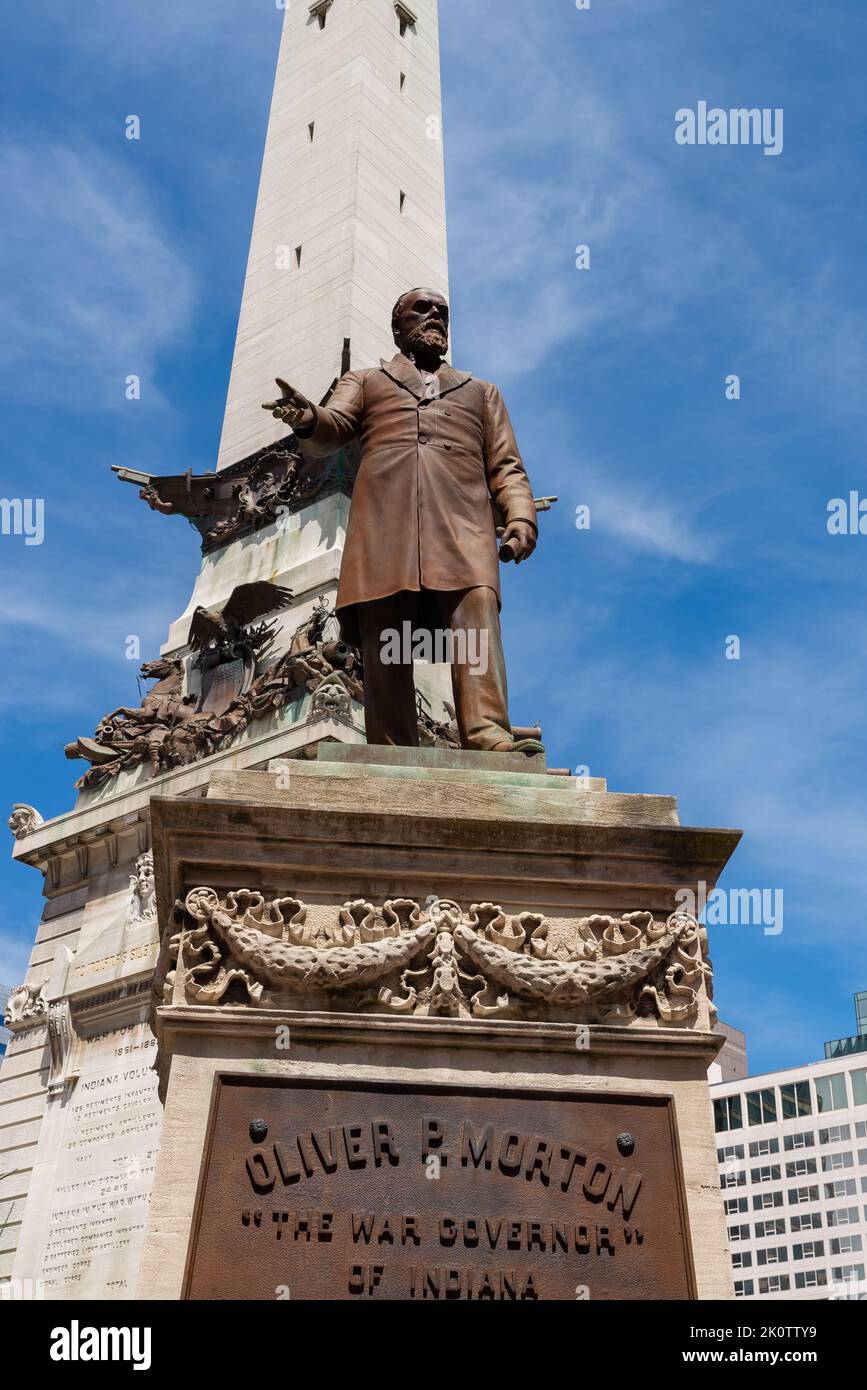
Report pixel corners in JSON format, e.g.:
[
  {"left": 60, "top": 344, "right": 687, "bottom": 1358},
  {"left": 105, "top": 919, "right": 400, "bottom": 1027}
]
[{"left": 1, "top": 0, "right": 866, "bottom": 1074}]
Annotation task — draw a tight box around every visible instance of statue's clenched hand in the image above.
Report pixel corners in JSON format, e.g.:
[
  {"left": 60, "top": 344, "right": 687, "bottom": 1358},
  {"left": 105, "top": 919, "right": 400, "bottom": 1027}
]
[
  {"left": 498, "top": 520, "right": 537, "bottom": 564},
  {"left": 261, "top": 378, "right": 315, "bottom": 431}
]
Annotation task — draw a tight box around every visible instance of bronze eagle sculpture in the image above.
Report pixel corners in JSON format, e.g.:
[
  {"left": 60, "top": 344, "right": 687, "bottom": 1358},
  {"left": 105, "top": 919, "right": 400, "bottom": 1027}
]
[{"left": 188, "top": 582, "right": 293, "bottom": 661}]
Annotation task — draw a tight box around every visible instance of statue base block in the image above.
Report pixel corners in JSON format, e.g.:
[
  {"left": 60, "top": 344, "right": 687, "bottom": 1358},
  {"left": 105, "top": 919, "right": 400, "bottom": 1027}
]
[{"left": 139, "top": 748, "right": 740, "bottom": 1301}]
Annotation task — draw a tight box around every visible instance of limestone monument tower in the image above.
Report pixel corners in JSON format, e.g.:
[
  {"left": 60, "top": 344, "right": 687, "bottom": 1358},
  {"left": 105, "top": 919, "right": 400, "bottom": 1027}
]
[
  {"left": 2, "top": 0, "right": 738, "bottom": 1302},
  {"left": 218, "top": 0, "right": 450, "bottom": 470},
  {"left": 0, "top": 0, "right": 453, "bottom": 1301}
]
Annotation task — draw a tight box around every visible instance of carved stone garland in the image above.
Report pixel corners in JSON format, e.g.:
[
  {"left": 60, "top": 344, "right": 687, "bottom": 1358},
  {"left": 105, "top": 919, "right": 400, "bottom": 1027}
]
[{"left": 156, "top": 890, "right": 714, "bottom": 1027}]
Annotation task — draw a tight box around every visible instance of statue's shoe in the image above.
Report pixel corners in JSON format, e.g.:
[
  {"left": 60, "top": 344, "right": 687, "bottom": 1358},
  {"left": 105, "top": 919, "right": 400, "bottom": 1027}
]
[{"left": 491, "top": 738, "right": 545, "bottom": 757}]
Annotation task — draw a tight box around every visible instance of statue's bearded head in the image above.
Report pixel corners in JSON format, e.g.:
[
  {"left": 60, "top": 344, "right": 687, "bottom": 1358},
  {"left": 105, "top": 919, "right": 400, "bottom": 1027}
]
[{"left": 392, "top": 288, "right": 450, "bottom": 364}]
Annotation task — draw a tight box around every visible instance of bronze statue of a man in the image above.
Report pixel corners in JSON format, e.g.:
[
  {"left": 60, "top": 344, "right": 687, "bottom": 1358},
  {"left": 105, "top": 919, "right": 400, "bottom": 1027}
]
[{"left": 263, "top": 289, "right": 542, "bottom": 755}]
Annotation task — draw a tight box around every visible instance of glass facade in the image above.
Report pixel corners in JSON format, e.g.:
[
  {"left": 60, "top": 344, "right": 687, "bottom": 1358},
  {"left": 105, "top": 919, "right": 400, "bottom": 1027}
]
[
  {"left": 815, "top": 1072, "right": 848, "bottom": 1113},
  {"left": 825, "top": 1035, "right": 867, "bottom": 1061},
  {"left": 747, "top": 1087, "right": 778, "bottom": 1126},
  {"left": 824, "top": 991, "right": 867, "bottom": 1061},
  {"left": 780, "top": 1081, "right": 812, "bottom": 1119},
  {"left": 714, "top": 1094, "right": 743, "bottom": 1133}
]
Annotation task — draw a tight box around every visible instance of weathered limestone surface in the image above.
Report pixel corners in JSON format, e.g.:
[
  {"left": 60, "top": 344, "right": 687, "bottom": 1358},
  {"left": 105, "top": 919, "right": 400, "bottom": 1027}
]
[
  {"left": 137, "top": 748, "right": 740, "bottom": 1300},
  {"left": 217, "top": 0, "right": 450, "bottom": 470},
  {"left": 149, "top": 753, "right": 738, "bottom": 931},
  {"left": 138, "top": 1017, "right": 732, "bottom": 1301},
  {"left": 3, "top": 853, "right": 163, "bottom": 1298}
]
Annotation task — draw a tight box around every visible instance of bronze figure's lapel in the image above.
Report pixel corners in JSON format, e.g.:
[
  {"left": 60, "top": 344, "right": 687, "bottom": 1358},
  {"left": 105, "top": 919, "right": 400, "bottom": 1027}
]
[
  {"left": 436, "top": 363, "right": 473, "bottom": 398},
  {"left": 380, "top": 354, "right": 473, "bottom": 401},
  {"left": 380, "top": 353, "right": 425, "bottom": 400}
]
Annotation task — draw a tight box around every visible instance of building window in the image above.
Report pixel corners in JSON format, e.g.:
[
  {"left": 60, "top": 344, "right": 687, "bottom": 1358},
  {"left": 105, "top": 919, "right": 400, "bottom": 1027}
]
[
  {"left": 815, "top": 1072, "right": 848, "bottom": 1113},
  {"left": 759, "top": 1275, "right": 791, "bottom": 1294},
  {"left": 755, "top": 1218, "right": 786, "bottom": 1239},
  {"left": 731, "top": 1251, "right": 752, "bottom": 1269},
  {"left": 395, "top": 2, "right": 417, "bottom": 37},
  {"left": 718, "top": 1144, "right": 745, "bottom": 1163},
  {"left": 728, "top": 1224, "right": 750, "bottom": 1242},
  {"left": 787, "top": 1185, "right": 819, "bottom": 1205},
  {"left": 859, "top": 1150, "right": 867, "bottom": 1167},
  {"left": 856, "top": 1121, "right": 867, "bottom": 1139},
  {"left": 826, "top": 1205, "right": 860, "bottom": 1227},
  {"left": 783, "top": 1130, "right": 815, "bottom": 1151},
  {"left": 794, "top": 1270, "right": 828, "bottom": 1290},
  {"left": 749, "top": 1138, "right": 779, "bottom": 1158},
  {"left": 750, "top": 1165, "right": 781, "bottom": 1184},
  {"left": 792, "top": 1241, "right": 824, "bottom": 1260},
  {"left": 747, "top": 1088, "right": 778, "bottom": 1126},
  {"left": 832, "top": 1262, "right": 866, "bottom": 1282},
  {"left": 721, "top": 1169, "right": 747, "bottom": 1189},
  {"left": 733, "top": 1279, "right": 754, "bottom": 1297},
  {"left": 785, "top": 1159, "right": 817, "bottom": 1178},
  {"left": 819, "top": 1124, "right": 851, "bottom": 1145},
  {"left": 724, "top": 1197, "right": 749, "bottom": 1215},
  {"left": 824, "top": 1179, "right": 857, "bottom": 1200},
  {"left": 790, "top": 1212, "right": 822, "bottom": 1233},
  {"left": 852, "top": 1068, "right": 867, "bottom": 1106},
  {"left": 714, "top": 1095, "right": 743, "bottom": 1134},
  {"left": 830, "top": 1235, "right": 863, "bottom": 1256},
  {"left": 309, "top": 0, "right": 333, "bottom": 30},
  {"left": 780, "top": 1081, "right": 812, "bottom": 1120},
  {"left": 752, "top": 1191, "right": 784, "bottom": 1211},
  {"left": 822, "top": 1151, "right": 854, "bottom": 1172},
  {"left": 756, "top": 1247, "right": 788, "bottom": 1266}
]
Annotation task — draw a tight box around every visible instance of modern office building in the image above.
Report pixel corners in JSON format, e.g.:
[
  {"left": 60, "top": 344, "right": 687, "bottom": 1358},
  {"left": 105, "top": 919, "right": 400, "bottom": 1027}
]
[
  {"left": 710, "top": 1021, "right": 749, "bottom": 1084},
  {"left": 711, "top": 997, "right": 867, "bottom": 1300}
]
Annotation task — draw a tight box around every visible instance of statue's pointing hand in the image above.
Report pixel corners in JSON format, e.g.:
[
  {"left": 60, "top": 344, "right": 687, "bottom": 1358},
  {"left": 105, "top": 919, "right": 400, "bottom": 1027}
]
[{"left": 262, "top": 378, "right": 315, "bottom": 431}]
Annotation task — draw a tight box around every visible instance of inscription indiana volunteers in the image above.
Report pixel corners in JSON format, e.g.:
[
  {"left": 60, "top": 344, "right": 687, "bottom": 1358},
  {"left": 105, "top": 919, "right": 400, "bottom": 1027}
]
[{"left": 184, "top": 1079, "right": 696, "bottom": 1300}]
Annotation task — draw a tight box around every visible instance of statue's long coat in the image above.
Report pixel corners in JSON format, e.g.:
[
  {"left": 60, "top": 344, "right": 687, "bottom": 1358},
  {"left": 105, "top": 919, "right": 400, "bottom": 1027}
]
[{"left": 297, "top": 353, "right": 537, "bottom": 641}]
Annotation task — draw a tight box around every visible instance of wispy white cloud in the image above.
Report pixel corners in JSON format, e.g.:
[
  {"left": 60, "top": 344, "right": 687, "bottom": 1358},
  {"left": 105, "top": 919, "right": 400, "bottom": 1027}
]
[
  {"left": 0, "top": 140, "right": 196, "bottom": 410},
  {"left": 443, "top": 0, "right": 867, "bottom": 421},
  {"left": 540, "top": 623, "right": 867, "bottom": 919},
  {"left": 0, "top": 565, "right": 185, "bottom": 731},
  {"left": 575, "top": 476, "right": 716, "bottom": 564}
]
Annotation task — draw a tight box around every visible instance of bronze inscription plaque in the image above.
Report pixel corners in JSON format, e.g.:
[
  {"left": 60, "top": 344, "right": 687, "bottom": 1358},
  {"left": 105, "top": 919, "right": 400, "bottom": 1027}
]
[{"left": 184, "top": 1078, "right": 696, "bottom": 1300}]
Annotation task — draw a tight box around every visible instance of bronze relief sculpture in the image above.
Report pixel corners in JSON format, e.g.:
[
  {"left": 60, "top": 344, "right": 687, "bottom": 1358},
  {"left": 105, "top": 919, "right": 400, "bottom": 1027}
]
[
  {"left": 264, "top": 289, "right": 544, "bottom": 756},
  {"left": 62, "top": 587, "right": 361, "bottom": 788}
]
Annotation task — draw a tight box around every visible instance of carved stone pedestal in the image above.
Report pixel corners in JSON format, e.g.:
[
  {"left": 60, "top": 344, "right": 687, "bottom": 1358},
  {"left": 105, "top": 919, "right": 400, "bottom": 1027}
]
[{"left": 138, "top": 746, "right": 740, "bottom": 1301}]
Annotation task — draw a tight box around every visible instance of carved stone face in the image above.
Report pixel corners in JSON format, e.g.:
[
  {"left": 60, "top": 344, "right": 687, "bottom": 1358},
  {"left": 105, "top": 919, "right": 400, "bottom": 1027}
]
[{"left": 394, "top": 289, "right": 449, "bottom": 360}]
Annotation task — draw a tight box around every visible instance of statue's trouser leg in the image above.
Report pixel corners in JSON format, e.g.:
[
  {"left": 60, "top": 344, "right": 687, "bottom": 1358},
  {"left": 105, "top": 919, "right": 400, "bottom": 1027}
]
[
  {"left": 434, "top": 587, "right": 511, "bottom": 751},
  {"left": 355, "top": 587, "right": 511, "bottom": 750},
  {"left": 357, "top": 591, "right": 421, "bottom": 746}
]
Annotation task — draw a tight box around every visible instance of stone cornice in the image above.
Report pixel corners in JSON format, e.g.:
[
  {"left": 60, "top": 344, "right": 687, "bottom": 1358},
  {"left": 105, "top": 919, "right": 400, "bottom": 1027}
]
[{"left": 154, "top": 1004, "right": 723, "bottom": 1063}]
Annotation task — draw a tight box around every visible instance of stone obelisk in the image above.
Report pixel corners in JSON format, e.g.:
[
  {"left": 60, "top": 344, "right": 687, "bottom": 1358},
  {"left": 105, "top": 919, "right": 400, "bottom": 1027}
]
[
  {"left": 0, "top": 0, "right": 452, "bottom": 1301},
  {"left": 218, "top": 0, "right": 449, "bottom": 470}
]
